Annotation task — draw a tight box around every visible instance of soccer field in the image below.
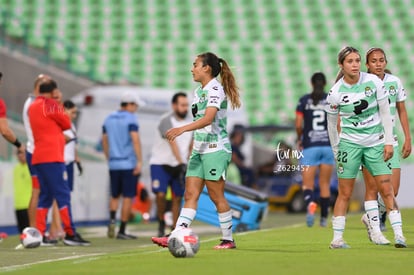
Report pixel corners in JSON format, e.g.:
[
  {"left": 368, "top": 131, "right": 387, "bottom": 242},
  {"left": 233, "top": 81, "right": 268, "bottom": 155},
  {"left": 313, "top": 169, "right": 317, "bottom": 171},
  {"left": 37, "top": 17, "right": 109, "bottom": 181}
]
[{"left": 1, "top": 209, "right": 413, "bottom": 275}]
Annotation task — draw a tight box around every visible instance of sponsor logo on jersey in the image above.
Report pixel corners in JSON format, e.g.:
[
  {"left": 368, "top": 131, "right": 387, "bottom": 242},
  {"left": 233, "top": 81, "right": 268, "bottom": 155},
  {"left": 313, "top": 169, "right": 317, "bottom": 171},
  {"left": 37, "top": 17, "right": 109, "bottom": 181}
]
[
  {"left": 209, "top": 169, "right": 217, "bottom": 176},
  {"left": 209, "top": 95, "right": 219, "bottom": 104},
  {"left": 212, "top": 86, "right": 218, "bottom": 90}
]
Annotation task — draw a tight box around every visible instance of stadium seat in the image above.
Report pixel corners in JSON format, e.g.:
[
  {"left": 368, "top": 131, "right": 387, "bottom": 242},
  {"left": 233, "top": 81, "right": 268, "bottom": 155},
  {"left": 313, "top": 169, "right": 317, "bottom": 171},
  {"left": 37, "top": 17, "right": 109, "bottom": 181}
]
[{"left": 2, "top": 0, "right": 414, "bottom": 128}]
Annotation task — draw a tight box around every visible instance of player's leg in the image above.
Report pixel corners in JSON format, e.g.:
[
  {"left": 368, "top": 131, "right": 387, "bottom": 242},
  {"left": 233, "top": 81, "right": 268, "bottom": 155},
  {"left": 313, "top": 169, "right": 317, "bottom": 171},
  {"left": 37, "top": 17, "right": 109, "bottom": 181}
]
[
  {"left": 330, "top": 143, "right": 361, "bottom": 249},
  {"left": 361, "top": 167, "right": 389, "bottom": 244},
  {"left": 50, "top": 163, "right": 89, "bottom": 246},
  {"left": 15, "top": 209, "right": 29, "bottom": 233},
  {"left": 318, "top": 163, "right": 333, "bottom": 227},
  {"left": 26, "top": 151, "right": 39, "bottom": 227},
  {"left": 365, "top": 145, "right": 406, "bottom": 248},
  {"left": 28, "top": 185, "right": 39, "bottom": 227},
  {"left": 174, "top": 152, "right": 204, "bottom": 229},
  {"left": 108, "top": 170, "right": 121, "bottom": 238},
  {"left": 151, "top": 165, "right": 169, "bottom": 237},
  {"left": 117, "top": 169, "right": 139, "bottom": 240},
  {"left": 204, "top": 150, "right": 235, "bottom": 249},
  {"left": 33, "top": 163, "right": 55, "bottom": 245},
  {"left": 49, "top": 200, "right": 64, "bottom": 240}
]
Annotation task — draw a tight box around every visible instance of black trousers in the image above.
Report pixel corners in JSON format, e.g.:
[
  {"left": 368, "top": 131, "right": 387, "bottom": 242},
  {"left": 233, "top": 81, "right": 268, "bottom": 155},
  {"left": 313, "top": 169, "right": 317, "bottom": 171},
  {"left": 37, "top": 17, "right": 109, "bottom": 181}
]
[{"left": 15, "top": 209, "right": 30, "bottom": 233}]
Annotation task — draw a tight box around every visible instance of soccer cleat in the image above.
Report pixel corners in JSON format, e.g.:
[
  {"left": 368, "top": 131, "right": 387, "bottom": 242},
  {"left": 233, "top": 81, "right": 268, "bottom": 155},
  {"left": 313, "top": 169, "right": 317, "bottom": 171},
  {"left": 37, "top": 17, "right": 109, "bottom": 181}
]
[
  {"left": 107, "top": 222, "right": 116, "bottom": 239},
  {"left": 116, "top": 232, "right": 138, "bottom": 240},
  {"left": 361, "top": 213, "right": 372, "bottom": 242},
  {"left": 320, "top": 217, "right": 328, "bottom": 228},
  {"left": 41, "top": 236, "right": 58, "bottom": 247},
  {"left": 306, "top": 202, "right": 317, "bottom": 227},
  {"left": 394, "top": 235, "right": 407, "bottom": 248},
  {"left": 214, "top": 239, "right": 236, "bottom": 249},
  {"left": 63, "top": 233, "right": 91, "bottom": 246},
  {"left": 329, "top": 238, "right": 350, "bottom": 249},
  {"left": 370, "top": 232, "right": 391, "bottom": 245},
  {"left": 151, "top": 236, "right": 169, "bottom": 247}
]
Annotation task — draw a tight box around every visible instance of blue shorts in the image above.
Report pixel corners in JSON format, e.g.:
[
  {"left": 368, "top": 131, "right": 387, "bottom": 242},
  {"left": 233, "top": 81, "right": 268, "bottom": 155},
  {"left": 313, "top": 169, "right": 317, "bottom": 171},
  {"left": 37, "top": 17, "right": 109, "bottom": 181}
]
[
  {"left": 109, "top": 169, "right": 139, "bottom": 198},
  {"left": 66, "top": 162, "right": 74, "bottom": 192},
  {"left": 26, "top": 151, "right": 41, "bottom": 188},
  {"left": 300, "top": 146, "right": 335, "bottom": 166},
  {"left": 151, "top": 164, "right": 185, "bottom": 197}
]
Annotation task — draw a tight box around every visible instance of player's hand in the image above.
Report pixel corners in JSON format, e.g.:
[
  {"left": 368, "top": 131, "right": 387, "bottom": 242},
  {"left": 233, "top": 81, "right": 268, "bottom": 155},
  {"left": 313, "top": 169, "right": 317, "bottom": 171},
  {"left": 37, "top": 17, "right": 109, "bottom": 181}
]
[
  {"left": 383, "top": 144, "right": 393, "bottom": 162},
  {"left": 296, "top": 140, "right": 303, "bottom": 151},
  {"left": 166, "top": 127, "right": 183, "bottom": 141},
  {"left": 76, "top": 161, "right": 83, "bottom": 176},
  {"left": 133, "top": 162, "right": 142, "bottom": 175},
  {"left": 401, "top": 139, "right": 412, "bottom": 159}
]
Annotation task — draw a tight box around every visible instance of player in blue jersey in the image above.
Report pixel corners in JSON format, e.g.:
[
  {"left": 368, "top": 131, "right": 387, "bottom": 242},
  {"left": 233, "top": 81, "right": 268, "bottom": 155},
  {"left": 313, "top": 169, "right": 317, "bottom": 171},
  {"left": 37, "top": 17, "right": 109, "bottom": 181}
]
[
  {"left": 361, "top": 47, "right": 412, "bottom": 239},
  {"left": 295, "top": 72, "right": 335, "bottom": 228},
  {"left": 102, "top": 92, "right": 143, "bottom": 240},
  {"left": 326, "top": 46, "right": 406, "bottom": 249}
]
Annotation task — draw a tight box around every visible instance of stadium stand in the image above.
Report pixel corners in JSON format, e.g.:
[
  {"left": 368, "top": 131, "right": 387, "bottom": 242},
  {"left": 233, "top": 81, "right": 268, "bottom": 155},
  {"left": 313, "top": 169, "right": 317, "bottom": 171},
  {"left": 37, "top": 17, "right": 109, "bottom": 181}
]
[{"left": 0, "top": 0, "right": 413, "bottom": 126}]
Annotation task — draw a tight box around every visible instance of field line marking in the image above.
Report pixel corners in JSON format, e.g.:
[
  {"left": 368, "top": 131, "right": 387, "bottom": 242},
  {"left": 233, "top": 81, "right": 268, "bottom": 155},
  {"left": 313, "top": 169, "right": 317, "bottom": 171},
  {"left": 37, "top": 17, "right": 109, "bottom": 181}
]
[
  {"left": 0, "top": 222, "right": 306, "bottom": 271},
  {"left": 0, "top": 253, "right": 105, "bottom": 273}
]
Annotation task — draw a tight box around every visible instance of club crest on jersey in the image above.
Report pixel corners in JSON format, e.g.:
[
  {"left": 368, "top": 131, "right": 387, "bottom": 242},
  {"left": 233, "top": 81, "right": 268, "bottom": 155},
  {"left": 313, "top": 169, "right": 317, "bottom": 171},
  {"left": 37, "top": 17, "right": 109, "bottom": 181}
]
[
  {"left": 199, "top": 93, "right": 207, "bottom": 103},
  {"left": 337, "top": 163, "right": 344, "bottom": 174},
  {"left": 388, "top": 86, "right": 397, "bottom": 96},
  {"left": 364, "top": 86, "right": 374, "bottom": 97}
]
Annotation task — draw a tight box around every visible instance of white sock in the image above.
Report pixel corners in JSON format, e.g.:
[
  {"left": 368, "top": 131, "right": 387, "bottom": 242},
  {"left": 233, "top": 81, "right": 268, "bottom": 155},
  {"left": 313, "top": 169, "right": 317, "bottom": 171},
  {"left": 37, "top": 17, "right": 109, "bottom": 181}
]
[
  {"left": 388, "top": 210, "right": 403, "bottom": 237},
  {"left": 175, "top": 208, "right": 196, "bottom": 229},
  {"left": 218, "top": 211, "right": 233, "bottom": 241},
  {"left": 377, "top": 195, "right": 386, "bottom": 217},
  {"left": 332, "top": 216, "right": 346, "bottom": 241},
  {"left": 365, "top": 200, "right": 381, "bottom": 233}
]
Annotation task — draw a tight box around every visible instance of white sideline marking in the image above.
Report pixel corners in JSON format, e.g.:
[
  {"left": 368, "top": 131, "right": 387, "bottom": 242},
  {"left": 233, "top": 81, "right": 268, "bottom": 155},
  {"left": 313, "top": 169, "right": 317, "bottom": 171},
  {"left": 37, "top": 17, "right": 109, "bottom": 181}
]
[
  {"left": 0, "top": 223, "right": 304, "bottom": 271},
  {"left": 0, "top": 253, "right": 105, "bottom": 272}
]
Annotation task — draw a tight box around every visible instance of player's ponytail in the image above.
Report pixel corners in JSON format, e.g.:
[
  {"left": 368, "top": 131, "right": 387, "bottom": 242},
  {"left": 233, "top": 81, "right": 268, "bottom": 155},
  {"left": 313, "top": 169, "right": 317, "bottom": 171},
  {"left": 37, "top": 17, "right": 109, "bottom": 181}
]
[
  {"left": 198, "top": 52, "right": 241, "bottom": 110},
  {"left": 219, "top": 58, "right": 241, "bottom": 110}
]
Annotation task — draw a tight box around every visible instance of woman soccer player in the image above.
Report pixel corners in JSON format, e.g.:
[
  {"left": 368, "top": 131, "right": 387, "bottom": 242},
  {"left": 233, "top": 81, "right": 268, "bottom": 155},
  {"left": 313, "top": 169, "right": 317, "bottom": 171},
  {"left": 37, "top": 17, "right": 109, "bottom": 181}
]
[
  {"left": 326, "top": 46, "right": 406, "bottom": 249},
  {"left": 295, "top": 72, "right": 335, "bottom": 227},
  {"left": 152, "top": 52, "right": 241, "bottom": 249},
  {"left": 361, "top": 48, "right": 411, "bottom": 240}
]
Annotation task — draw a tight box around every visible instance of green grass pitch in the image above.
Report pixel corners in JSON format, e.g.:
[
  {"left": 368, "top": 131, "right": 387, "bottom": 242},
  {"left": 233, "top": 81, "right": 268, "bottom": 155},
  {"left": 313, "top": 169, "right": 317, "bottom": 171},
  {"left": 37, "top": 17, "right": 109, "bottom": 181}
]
[{"left": 1, "top": 209, "right": 413, "bottom": 275}]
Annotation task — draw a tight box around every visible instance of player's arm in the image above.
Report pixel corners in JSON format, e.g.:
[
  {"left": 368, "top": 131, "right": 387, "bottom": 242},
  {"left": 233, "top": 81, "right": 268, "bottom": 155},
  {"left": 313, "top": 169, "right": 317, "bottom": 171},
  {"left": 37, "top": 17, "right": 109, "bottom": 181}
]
[
  {"left": 101, "top": 130, "right": 109, "bottom": 160},
  {"left": 166, "top": 107, "right": 217, "bottom": 141},
  {"left": 130, "top": 127, "right": 142, "bottom": 175},
  {"left": 0, "top": 100, "right": 23, "bottom": 150},
  {"left": 377, "top": 97, "right": 394, "bottom": 161},
  {"left": 295, "top": 111, "right": 303, "bottom": 150},
  {"left": 0, "top": 117, "right": 23, "bottom": 149},
  {"left": 48, "top": 101, "right": 71, "bottom": 130},
  {"left": 168, "top": 139, "right": 184, "bottom": 164},
  {"left": 396, "top": 101, "right": 412, "bottom": 158}
]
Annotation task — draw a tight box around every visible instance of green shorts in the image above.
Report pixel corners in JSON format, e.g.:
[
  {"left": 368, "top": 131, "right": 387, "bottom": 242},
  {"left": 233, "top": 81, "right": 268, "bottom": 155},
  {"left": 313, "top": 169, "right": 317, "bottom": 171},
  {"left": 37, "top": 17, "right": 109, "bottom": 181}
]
[
  {"left": 186, "top": 150, "right": 231, "bottom": 181},
  {"left": 389, "top": 145, "right": 401, "bottom": 169},
  {"left": 336, "top": 141, "right": 392, "bottom": 179}
]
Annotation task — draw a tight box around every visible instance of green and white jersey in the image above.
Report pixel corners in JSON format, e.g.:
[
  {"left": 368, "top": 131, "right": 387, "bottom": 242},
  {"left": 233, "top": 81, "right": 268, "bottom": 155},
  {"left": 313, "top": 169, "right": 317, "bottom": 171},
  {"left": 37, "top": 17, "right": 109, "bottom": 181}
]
[
  {"left": 191, "top": 78, "right": 231, "bottom": 154},
  {"left": 383, "top": 73, "right": 406, "bottom": 146},
  {"left": 325, "top": 72, "right": 388, "bottom": 147}
]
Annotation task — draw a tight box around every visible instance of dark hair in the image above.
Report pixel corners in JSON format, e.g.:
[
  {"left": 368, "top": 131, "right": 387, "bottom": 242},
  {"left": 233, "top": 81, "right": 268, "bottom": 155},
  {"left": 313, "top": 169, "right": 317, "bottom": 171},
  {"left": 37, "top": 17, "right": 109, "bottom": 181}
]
[
  {"left": 310, "top": 72, "right": 326, "bottom": 105},
  {"left": 172, "top": 92, "right": 187, "bottom": 104},
  {"left": 198, "top": 52, "right": 241, "bottom": 109},
  {"left": 365, "top": 47, "right": 390, "bottom": 75},
  {"left": 0, "top": 72, "right": 2, "bottom": 80},
  {"left": 335, "top": 46, "right": 360, "bottom": 82},
  {"left": 365, "top": 47, "right": 387, "bottom": 65},
  {"left": 38, "top": 80, "right": 58, "bottom": 94},
  {"left": 63, "top": 100, "right": 76, "bottom": 109}
]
